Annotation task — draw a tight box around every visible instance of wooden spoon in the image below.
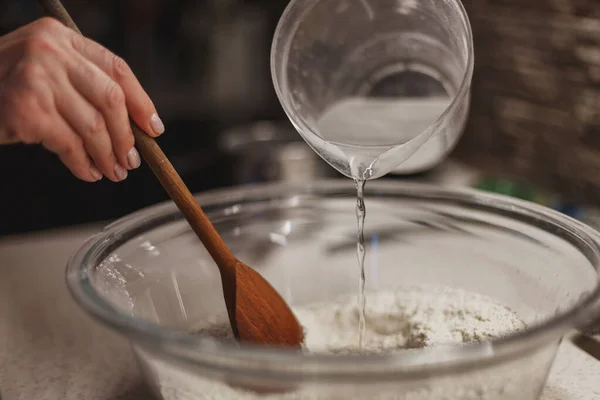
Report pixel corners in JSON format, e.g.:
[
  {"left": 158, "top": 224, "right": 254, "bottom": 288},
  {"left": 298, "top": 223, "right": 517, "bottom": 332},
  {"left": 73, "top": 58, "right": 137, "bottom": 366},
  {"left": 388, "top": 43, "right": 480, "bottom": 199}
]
[{"left": 38, "top": 0, "right": 303, "bottom": 348}]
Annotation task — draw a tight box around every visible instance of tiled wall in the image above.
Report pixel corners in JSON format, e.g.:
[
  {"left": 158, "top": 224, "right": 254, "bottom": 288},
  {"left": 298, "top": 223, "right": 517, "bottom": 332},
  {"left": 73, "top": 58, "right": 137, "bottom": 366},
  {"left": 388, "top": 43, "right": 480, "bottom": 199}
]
[{"left": 454, "top": 0, "right": 600, "bottom": 203}]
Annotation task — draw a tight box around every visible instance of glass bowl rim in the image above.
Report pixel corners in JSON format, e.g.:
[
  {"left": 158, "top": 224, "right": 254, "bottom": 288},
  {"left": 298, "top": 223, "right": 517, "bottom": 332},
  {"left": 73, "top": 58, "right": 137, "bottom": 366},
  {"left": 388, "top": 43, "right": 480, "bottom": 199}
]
[
  {"left": 66, "top": 180, "right": 600, "bottom": 382},
  {"left": 270, "top": 0, "right": 475, "bottom": 151}
]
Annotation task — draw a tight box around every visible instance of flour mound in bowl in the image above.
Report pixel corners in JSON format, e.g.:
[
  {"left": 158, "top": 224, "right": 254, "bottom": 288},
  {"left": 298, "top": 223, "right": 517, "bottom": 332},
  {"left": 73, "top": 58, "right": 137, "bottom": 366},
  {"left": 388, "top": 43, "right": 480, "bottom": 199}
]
[
  {"left": 197, "top": 285, "right": 526, "bottom": 353},
  {"left": 148, "top": 286, "right": 536, "bottom": 400},
  {"left": 297, "top": 285, "right": 527, "bottom": 355}
]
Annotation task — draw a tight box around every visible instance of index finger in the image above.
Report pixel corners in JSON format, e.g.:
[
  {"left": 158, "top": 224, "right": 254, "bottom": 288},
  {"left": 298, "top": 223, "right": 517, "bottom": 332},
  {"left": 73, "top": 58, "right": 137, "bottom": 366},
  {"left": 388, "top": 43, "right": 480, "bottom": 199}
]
[{"left": 69, "top": 34, "right": 164, "bottom": 138}]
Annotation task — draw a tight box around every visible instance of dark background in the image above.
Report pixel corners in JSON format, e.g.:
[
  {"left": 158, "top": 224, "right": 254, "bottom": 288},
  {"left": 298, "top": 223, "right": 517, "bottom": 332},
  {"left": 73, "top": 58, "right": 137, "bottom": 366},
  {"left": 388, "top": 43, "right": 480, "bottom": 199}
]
[
  {"left": 0, "top": 0, "right": 291, "bottom": 235},
  {"left": 3, "top": 0, "right": 600, "bottom": 235}
]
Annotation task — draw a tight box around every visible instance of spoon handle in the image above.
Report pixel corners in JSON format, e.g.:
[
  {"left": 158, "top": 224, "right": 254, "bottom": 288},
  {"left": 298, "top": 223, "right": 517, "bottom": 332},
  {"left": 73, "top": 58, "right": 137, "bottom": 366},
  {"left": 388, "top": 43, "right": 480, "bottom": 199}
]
[
  {"left": 37, "top": 0, "right": 236, "bottom": 270},
  {"left": 38, "top": 0, "right": 78, "bottom": 32},
  {"left": 131, "top": 124, "right": 234, "bottom": 268}
]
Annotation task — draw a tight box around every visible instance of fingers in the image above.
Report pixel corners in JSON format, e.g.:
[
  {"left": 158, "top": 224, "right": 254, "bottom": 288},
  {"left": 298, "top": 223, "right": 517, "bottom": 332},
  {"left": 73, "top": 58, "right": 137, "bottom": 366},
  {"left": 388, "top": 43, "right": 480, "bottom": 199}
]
[
  {"left": 53, "top": 79, "right": 128, "bottom": 182},
  {"left": 41, "top": 113, "right": 103, "bottom": 183},
  {"left": 65, "top": 52, "right": 140, "bottom": 171},
  {"left": 1, "top": 18, "right": 158, "bottom": 183},
  {"left": 69, "top": 34, "right": 164, "bottom": 137},
  {"left": 2, "top": 83, "right": 102, "bottom": 183}
]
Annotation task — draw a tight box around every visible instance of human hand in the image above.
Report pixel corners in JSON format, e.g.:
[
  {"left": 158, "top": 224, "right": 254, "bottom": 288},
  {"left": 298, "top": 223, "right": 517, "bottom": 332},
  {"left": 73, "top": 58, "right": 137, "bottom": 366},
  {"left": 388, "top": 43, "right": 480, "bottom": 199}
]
[{"left": 0, "top": 17, "right": 165, "bottom": 182}]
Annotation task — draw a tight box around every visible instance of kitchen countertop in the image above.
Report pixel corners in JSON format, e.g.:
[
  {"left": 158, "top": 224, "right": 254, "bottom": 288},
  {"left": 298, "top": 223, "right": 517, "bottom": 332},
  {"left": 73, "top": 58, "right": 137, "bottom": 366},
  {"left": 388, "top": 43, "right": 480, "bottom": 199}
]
[
  {"left": 1, "top": 178, "right": 600, "bottom": 399},
  {"left": 0, "top": 224, "right": 155, "bottom": 400}
]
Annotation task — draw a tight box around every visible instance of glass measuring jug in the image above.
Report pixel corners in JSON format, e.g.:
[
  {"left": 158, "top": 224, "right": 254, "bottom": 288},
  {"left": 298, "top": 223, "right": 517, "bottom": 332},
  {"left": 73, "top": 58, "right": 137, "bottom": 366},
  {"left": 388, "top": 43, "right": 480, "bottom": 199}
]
[{"left": 271, "top": 0, "right": 474, "bottom": 179}]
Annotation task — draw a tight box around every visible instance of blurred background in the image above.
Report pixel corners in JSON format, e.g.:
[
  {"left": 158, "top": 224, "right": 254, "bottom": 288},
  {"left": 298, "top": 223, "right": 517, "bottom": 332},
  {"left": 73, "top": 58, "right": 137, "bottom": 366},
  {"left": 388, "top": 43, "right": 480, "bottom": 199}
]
[{"left": 1, "top": 0, "right": 600, "bottom": 235}]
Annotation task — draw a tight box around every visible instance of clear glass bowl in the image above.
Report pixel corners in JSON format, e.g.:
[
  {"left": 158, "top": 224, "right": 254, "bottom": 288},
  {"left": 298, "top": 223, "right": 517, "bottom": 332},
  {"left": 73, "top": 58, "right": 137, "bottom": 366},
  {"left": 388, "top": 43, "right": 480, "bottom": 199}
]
[{"left": 67, "top": 180, "right": 600, "bottom": 400}]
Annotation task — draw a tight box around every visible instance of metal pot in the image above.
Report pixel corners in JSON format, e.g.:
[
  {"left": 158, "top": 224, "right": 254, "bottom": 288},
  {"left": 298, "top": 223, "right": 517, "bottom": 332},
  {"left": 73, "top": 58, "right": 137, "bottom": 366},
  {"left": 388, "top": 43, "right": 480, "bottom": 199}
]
[{"left": 219, "top": 121, "right": 339, "bottom": 185}]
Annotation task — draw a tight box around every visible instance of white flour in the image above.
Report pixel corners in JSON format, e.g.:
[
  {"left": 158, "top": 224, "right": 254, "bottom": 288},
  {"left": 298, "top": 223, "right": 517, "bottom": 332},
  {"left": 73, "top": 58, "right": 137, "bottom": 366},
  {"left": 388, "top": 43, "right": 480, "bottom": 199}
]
[
  {"left": 143, "top": 285, "right": 552, "bottom": 400},
  {"left": 297, "top": 285, "right": 526, "bottom": 355}
]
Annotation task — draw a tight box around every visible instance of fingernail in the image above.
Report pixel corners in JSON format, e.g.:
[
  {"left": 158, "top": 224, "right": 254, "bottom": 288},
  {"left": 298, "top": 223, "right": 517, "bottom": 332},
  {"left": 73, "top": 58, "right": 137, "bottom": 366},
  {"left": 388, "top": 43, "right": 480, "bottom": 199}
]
[
  {"left": 90, "top": 166, "right": 103, "bottom": 181},
  {"left": 150, "top": 113, "right": 165, "bottom": 136},
  {"left": 127, "top": 147, "right": 141, "bottom": 169},
  {"left": 114, "top": 163, "right": 128, "bottom": 181}
]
